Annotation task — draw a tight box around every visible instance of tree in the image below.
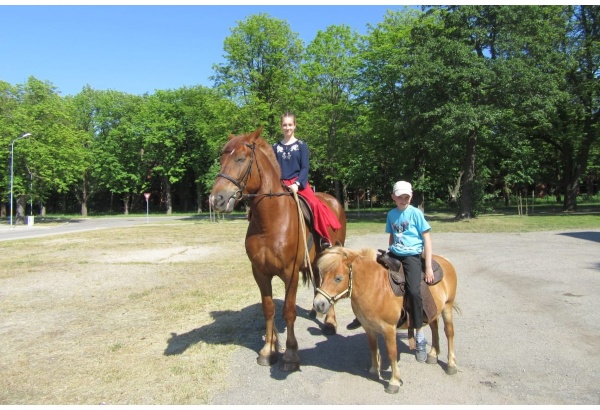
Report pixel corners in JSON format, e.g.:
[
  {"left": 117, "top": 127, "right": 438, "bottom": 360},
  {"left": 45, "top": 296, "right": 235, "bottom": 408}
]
[
  {"left": 212, "top": 13, "right": 304, "bottom": 139},
  {"left": 17, "top": 77, "right": 89, "bottom": 218},
  {"left": 299, "top": 24, "right": 362, "bottom": 203}
]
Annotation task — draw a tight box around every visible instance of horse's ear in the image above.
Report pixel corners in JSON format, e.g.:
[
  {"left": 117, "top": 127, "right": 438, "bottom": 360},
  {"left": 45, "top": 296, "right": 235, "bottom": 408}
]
[
  {"left": 228, "top": 134, "right": 235, "bottom": 140},
  {"left": 249, "top": 127, "right": 263, "bottom": 142}
]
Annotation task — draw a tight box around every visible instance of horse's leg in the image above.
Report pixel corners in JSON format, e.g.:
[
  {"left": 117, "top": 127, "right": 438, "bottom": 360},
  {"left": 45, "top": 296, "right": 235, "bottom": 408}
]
[
  {"left": 280, "top": 272, "right": 300, "bottom": 372},
  {"left": 254, "top": 272, "right": 278, "bottom": 366},
  {"left": 366, "top": 329, "right": 381, "bottom": 381},
  {"left": 426, "top": 317, "right": 440, "bottom": 365},
  {"left": 442, "top": 302, "right": 457, "bottom": 375},
  {"left": 383, "top": 326, "right": 403, "bottom": 394}
]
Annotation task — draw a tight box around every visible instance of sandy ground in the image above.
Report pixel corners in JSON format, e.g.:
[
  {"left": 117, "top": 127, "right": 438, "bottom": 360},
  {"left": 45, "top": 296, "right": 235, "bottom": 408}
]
[{"left": 210, "top": 230, "right": 600, "bottom": 405}]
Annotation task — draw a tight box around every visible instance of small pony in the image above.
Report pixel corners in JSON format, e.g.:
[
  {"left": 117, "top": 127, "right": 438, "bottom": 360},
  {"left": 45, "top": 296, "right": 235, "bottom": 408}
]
[{"left": 313, "top": 246, "right": 459, "bottom": 394}]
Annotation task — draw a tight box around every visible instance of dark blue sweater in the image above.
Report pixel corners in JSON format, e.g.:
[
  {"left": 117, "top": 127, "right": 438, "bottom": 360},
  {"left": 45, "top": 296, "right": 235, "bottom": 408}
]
[{"left": 272, "top": 140, "right": 309, "bottom": 189}]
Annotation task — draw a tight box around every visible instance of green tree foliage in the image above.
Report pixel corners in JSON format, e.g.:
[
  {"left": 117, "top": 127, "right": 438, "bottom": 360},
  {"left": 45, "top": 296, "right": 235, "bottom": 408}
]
[
  {"left": 299, "top": 24, "right": 362, "bottom": 203},
  {"left": 211, "top": 13, "right": 304, "bottom": 139},
  {"left": 2, "top": 7, "right": 598, "bottom": 217}
]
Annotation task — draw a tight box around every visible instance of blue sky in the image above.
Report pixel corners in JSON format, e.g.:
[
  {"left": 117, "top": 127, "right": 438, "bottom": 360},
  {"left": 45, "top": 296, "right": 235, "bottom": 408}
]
[{"left": 0, "top": 3, "right": 416, "bottom": 96}]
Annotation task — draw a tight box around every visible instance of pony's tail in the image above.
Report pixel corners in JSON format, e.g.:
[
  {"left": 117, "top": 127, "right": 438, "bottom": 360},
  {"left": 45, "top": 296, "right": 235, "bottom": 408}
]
[{"left": 452, "top": 300, "right": 462, "bottom": 316}]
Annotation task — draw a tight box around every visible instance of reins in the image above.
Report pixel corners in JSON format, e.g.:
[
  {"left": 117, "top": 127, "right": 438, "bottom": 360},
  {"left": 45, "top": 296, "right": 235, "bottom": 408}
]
[{"left": 292, "top": 191, "right": 316, "bottom": 288}]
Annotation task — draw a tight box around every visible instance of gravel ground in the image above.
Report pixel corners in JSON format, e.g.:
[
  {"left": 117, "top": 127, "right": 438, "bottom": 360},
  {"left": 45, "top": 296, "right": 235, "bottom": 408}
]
[{"left": 210, "top": 229, "right": 600, "bottom": 405}]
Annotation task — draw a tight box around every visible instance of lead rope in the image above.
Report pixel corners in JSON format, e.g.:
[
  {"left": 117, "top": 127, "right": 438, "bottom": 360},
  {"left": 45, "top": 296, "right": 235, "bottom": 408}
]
[{"left": 292, "top": 191, "right": 316, "bottom": 288}]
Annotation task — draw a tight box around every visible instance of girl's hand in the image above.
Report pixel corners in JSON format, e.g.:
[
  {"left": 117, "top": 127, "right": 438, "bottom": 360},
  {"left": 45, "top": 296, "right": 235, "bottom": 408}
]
[{"left": 288, "top": 183, "right": 299, "bottom": 193}]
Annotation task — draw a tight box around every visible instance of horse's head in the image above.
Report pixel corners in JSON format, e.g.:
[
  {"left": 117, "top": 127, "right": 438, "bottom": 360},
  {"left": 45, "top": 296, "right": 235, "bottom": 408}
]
[
  {"left": 313, "top": 247, "right": 377, "bottom": 314},
  {"left": 210, "top": 127, "right": 280, "bottom": 213}
]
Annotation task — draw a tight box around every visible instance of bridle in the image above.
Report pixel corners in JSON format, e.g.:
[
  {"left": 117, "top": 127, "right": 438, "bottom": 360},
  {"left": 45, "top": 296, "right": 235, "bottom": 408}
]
[
  {"left": 215, "top": 142, "right": 292, "bottom": 202},
  {"left": 315, "top": 264, "right": 354, "bottom": 305},
  {"left": 215, "top": 142, "right": 256, "bottom": 202}
]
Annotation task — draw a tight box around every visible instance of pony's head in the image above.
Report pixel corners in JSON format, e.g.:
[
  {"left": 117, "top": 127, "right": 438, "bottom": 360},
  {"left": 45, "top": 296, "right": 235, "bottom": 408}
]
[
  {"left": 209, "top": 127, "right": 281, "bottom": 212},
  {"left": 313, "top": 247, "right": 377, "bottom": 313}
]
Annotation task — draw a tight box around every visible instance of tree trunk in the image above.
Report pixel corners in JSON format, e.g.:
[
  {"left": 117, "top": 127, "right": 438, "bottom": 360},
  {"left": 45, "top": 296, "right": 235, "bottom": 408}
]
[
  {"left": 343, "top": 184, "right": 349, "bottom": 212},
  {"left": 80, "top": 174, "right": 89, "bottom": 217},
  {"left": 456, "top": 130, "right": 477, "bottom": 220},
  {"left": 448, "top": 171, "right": 463, "bottom": 206},
  {"left": 16, "top": 195, "right": 27, "bottom": 224},
  {"left": 503, "top": 181, "right": 511, "bottom": 207},
  {"left": 163, "top": 177, "right": 172, "bottom": 215},
  {"left": 123, "top": 193, "right": 130, "bottom": 215}
]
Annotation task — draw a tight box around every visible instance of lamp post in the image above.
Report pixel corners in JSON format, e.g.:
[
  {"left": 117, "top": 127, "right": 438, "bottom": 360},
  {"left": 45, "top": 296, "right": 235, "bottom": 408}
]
[{"left": 9, "top": 132, "right": 32, "bottom": 226}]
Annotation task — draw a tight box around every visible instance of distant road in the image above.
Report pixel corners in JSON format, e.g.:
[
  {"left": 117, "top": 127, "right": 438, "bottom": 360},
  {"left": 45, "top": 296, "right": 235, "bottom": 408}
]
[{"left": 0, "top": 216, "right": 193, "bottom": 242}]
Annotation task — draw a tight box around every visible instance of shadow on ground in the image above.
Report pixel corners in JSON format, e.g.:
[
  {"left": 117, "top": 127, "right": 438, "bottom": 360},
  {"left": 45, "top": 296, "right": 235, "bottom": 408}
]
[{"left": 163, "top": 299, "right": 428, "bottom": 386}]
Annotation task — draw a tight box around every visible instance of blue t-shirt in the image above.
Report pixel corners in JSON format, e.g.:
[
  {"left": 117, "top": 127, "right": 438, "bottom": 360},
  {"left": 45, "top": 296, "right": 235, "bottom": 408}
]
[
  {"left": 385, "top": 205, "right": 431, "bottom": 256},
  {"left": 272, "top": 140, "right": 309, "bottom": 189}
]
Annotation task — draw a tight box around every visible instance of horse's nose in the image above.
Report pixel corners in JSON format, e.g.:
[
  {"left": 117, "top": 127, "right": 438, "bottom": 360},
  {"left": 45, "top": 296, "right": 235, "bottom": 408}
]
[
  {"left": 313, "top": 295, "right": 330, "bottom": 314},
  {"left": 210, "top": 192, "right": 226, "bottom": 210}
]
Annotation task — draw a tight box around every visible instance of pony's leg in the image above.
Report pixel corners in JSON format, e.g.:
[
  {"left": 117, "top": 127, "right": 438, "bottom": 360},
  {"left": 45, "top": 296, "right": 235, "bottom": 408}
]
[
  {"left": 366, "top": 329, "right": 381, "bottom": 381},
  {"left": 427, "top": 318, "right": 440, "bottom": 365},
  {"left": 442, "top": 302, "right": 457, "bottom": 375},
  {"left": 322, "top": 303, "right": 338, "bottom": 335},
  {"left": 255, "top": 275, "right": 278, "bottom": 366},
  {"left": 383, "top": 327, "right": 403, "bottom": 394},
  {"left": 280, "top": 274, "right": 300, "bottom": 372}
]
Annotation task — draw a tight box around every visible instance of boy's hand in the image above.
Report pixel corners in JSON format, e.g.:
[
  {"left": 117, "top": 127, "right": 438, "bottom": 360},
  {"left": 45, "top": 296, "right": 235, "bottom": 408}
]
[{"left": 424, "top": 267, "right": 434, "bottom": 284}]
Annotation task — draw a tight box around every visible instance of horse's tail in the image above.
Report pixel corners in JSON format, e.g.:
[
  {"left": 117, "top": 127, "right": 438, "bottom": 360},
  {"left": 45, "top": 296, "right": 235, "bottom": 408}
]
[{"left": 301, "top": 265, "right": 319, "bottom": 290}]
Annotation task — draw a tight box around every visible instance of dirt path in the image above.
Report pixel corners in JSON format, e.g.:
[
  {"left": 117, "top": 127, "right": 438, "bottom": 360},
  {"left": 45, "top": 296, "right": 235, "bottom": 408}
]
[{"left": 210, "top": 230, "right": 600, "bottom": 405}]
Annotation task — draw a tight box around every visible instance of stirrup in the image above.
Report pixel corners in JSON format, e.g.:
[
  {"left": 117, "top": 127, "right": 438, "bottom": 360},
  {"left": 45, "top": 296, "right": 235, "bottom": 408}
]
[{"left": 320, "top": 238, "right": 332, "bottom": 250}]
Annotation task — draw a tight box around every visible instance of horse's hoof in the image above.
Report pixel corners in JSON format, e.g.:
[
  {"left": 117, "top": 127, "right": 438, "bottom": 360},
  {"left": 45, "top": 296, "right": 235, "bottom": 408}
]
[
  {"left": 385, "top": 384, "right": 400, "bottom": 394},
  {"left": 257, "top": 354, "right": 277, "bottom": 366},
  {"left": 309, "top": 309, "right": 317, "bottom": 319},
  {"left": 322, "top": 323, "right": 337, "bottom": 336},
  {"left": 426, "top": 355, "right": 438, "bottom": 364},
  {"left": 446, "top": 365, "right": 458, "bottom": 375},
  {"left": 279, "top": 360, "right": 300, "bottom": 372}
]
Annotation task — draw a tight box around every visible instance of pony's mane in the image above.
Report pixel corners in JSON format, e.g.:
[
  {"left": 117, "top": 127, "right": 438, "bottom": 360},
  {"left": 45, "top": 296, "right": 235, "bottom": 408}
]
[{"left": 317, "top": 247, "right": 377, "bottom": 274}]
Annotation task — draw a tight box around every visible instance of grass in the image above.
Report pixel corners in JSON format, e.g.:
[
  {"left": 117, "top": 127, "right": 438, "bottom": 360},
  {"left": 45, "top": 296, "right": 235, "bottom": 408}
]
[{"left": 1, "top": 207, "right": 599, "bottom": 404}]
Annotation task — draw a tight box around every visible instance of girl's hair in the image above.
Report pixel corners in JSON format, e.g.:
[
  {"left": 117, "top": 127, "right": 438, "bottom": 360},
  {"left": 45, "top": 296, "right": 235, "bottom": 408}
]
[{"left": 280, "top": 112, "right": 296, "bottom": 124}]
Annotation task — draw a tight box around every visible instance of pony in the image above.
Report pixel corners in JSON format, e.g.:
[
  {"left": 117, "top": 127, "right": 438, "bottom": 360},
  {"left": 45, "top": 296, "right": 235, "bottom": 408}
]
[
  {"left": 209, "top": 127, "right": 347, "bottom": 371},
  {"left": 313, "top": 247, "right": 458, "bottom": 394}
]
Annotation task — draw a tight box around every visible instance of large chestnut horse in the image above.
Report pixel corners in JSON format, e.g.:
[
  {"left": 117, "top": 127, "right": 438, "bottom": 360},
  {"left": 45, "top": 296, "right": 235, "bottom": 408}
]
[
  {"left": 313, "top": 247, "right": 458, "bottom": 393},
  {"left": 209, "top": 127, "right": 346, "bottom": 371}
]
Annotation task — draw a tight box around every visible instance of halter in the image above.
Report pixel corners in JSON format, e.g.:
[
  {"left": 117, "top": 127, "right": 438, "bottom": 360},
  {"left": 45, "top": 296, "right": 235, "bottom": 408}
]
[
  {"left": 315, "top": 264, "right": 354, "bottom": 305},
  {"left": 215, "top": 142, "right": 256, "bottom": 201}
]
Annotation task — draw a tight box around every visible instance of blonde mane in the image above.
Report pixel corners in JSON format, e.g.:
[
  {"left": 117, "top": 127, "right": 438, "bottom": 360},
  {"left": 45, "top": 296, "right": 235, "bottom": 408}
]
[{"left": 317, "top": 247, "right": 377, "bottom": 274}]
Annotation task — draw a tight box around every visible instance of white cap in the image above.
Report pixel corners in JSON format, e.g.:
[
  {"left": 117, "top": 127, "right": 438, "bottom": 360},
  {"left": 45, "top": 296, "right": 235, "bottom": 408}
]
[{"left": 393, "top": 181, "right": 412, "bottom": 196}]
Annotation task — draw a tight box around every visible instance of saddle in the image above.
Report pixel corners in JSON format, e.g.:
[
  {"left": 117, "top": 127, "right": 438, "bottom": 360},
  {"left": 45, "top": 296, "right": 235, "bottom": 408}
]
[{"left": 376, "top": 250, "right": 443, "bottom": 329}]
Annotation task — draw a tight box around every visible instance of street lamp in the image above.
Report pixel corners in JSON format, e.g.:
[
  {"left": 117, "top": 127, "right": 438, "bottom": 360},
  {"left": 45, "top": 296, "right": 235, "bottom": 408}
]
[{"left": 9, "top": 132, "right": 32, "bottom": 226}]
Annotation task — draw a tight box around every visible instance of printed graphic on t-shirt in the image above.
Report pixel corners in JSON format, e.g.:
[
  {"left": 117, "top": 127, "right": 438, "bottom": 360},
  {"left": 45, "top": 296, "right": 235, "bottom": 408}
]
[{"left": 392, "top": 220, "right": 410, "bottom": 246}]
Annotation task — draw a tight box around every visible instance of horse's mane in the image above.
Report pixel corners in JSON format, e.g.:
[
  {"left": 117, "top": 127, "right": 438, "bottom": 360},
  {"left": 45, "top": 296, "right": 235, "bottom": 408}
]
[
  {"left": 252, "top": 133, "right": 281, "bottom": 178},
  {"left": 317, "top": 247, "right": 377, "bottom": 274},
  {"left": 225, "top": 129, "right": 281, "bottom": 180}
]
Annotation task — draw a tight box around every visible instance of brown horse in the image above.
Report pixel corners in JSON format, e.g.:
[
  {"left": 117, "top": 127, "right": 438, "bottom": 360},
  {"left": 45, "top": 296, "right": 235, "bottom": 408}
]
[
  {"left": 209, "top": 127, "right": 347, "bottom": 371},
  {"left": 313, "top": 247, "right": 458, "bottom": 394}
]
